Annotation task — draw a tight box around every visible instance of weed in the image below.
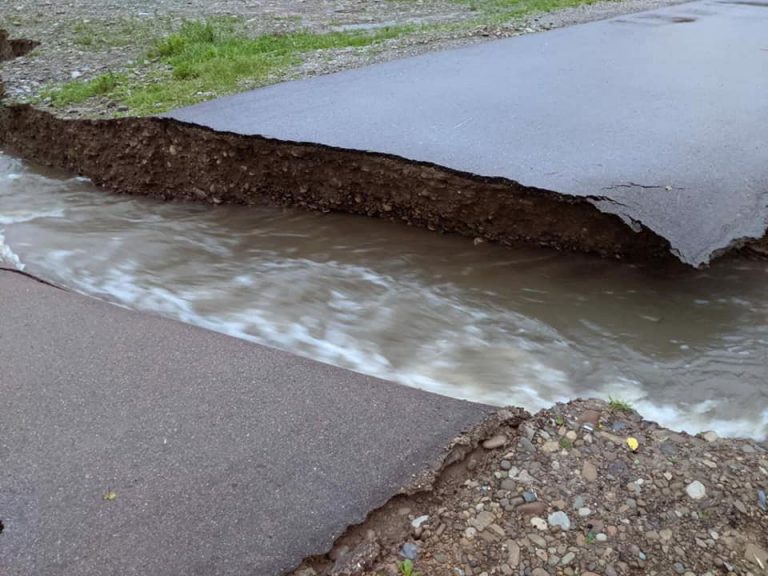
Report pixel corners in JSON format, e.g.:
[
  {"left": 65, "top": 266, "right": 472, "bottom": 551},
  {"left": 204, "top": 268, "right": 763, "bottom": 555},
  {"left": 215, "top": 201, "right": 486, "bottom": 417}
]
[
  {"left": 41, "top": 72, "right": 126, "bottom": 107},
  {"left": 559, "top": 437, "right": 573, "bottom": 450},
  {"left": 608, "top": 397, "right": 634, "bottom": 413},
  {"left": 398, "top": 559, "right": 421, "bottom": 576}
]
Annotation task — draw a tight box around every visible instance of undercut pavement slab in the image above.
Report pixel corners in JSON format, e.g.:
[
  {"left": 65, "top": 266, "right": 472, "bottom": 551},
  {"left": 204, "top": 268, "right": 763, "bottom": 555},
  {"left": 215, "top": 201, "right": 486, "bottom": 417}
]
[
  {"left": 168, "top": 0, "right": 768, "bottom": 266},
  {"left": 0, "top": 270, "right": 493, "bottom": 576}
]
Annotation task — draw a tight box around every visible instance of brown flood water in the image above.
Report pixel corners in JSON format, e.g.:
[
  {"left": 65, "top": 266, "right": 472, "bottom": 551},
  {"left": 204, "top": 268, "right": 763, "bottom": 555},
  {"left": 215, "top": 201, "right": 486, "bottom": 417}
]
[{"left": 1, "top": 150, "right": 766, "bottom": 439}]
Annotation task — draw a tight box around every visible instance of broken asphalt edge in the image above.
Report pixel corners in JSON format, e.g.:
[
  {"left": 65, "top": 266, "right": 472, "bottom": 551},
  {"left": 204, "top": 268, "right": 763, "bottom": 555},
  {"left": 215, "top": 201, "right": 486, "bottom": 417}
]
[{"left": 2, "top": 30, "right": 767, "bottom": 267}]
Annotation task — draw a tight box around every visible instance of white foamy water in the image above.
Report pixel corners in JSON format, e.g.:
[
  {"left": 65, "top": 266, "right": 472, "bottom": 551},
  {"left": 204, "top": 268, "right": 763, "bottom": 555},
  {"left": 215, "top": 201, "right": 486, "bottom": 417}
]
[{"left": 1, "top": 150, "right": 767, "bottom": 439}]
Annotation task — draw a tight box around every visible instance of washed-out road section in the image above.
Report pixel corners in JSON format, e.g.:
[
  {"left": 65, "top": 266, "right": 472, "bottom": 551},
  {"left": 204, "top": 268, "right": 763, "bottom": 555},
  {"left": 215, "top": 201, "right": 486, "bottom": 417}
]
[
  {"left": 169, "top": 0, "right": 768, "bottom": 267},
  {"left": 0, "top": 270, "right": 492, "bottom": 576}
]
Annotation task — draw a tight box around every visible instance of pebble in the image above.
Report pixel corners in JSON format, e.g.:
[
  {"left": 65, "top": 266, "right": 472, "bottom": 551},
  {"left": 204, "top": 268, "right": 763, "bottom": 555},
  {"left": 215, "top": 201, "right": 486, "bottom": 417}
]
[
  {"left": 522, "top": 491, "right": 537, "bottom": 503},
  {"left": 745, "top": 543, "right": 768, "bottom": 568},
  {"left": 685, "top": 480, "right": 706, "bottom": 500},
  {"left": 542, "top": 440, "right": 560, "bottom": 453},
  {"left": 532, "top": 569, "right": 550, "bottom": 576},
  {"left": 578, "top": 507, "right": 591, "bottom": 517},
  {"left": 581, "top": 461, "right": 598, "bottom": 482},
  {"left": 464, "top": 527, "right": 477, "bottom": 539},
  {"left": 506, "top": 541, "right": 520, "bottom": 567},
  {"left": 499, "top": 459, "right": 512, "bottom": 470},
  {"left": 400, "top": 542, "right": 419, "bottom": 560},
  {"left": 531, "top": 516, "right": 548, "bottom": 531},
  {"left": 702, "top": 430, "right": 718, "bottom": 442},
  {"left": 673, "top": 561, "right": 686, "bottom": 574},
  {"left": 518, "top": 437, "right": 536, "bottom": 453},
  {"left": 547, "top": 511, "right": 571, "bottom": 531},
  {"left": 529, "top": 534, "right": 547, "bottom": 547},
  {"left": 411, "top": 515, "right": 429, "bottom": 529},
  {"left": 500, "top": 479, "right": 516, "bottom": 491},
  {"left": 483, "top": 435, "right": 507, "bottom": 449},
  {"left": 560, "top": 552, "right": 575, "bottom": 565},
  {"left": 517, "top": 502, "right": 547, "bottom": 515},
  {"left": 596, "top": 533, "right": 608, "bottom": 542},
  {"left": 473, "top": 511, "right": 495, "bottom": 532}
]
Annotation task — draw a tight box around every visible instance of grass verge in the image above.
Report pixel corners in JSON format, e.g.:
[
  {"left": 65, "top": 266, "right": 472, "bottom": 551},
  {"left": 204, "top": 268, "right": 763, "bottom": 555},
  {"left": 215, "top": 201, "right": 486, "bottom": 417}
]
[{"left": 40, "top": 18, "right": 415, "bottom": 115}]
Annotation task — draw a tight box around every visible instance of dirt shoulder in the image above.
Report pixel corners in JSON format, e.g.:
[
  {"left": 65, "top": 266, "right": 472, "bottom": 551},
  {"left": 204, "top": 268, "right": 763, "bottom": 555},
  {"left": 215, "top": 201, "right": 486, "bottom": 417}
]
[
  {"left": 295, "top": 399, "right": 768, "bottom": 576},
  {"left": 1, "top": 0, "right": 690, "bottom": 119}
]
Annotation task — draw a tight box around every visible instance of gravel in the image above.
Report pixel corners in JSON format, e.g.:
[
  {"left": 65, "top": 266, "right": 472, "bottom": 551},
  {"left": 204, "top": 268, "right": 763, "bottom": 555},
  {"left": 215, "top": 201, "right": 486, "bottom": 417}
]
[{"left": 294, "top": 399, "right": 768, "bottom": 576}]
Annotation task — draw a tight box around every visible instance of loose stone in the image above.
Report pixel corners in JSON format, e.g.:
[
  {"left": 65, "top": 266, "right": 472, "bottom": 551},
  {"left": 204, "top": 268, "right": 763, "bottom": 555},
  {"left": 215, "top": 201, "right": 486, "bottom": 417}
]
[
  {"left": 547, "top": 511, "right": 571, "bottom": 531},
  {"left": 483, "top": 435, "right": 508, "bottom": 449},
  {"left": 686, "top": 481, "right": 706, "bottom": 500}
]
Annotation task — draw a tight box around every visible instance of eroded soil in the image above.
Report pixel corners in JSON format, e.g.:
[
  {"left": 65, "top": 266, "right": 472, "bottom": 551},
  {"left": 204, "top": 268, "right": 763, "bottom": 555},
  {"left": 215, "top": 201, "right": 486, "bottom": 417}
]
[
  {"left": 0, "top": 102, "right": 682, "bottom": 262},
  {"left": 293, "top": 399, "right": 768, "bottom": 576}
]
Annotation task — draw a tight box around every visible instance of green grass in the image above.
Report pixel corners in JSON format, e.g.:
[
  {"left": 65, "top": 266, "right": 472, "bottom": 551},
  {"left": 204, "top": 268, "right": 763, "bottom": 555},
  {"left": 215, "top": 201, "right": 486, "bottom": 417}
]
[
  {"left": 559, "top": 437, "right": 573, "bottom": 450},
  {"left": 608, "top": 397, "right": 634, "bottom": 413},
  {"left": 43, "top": 72, "right": 127, "bottom": 107},
  {"left": 41, "top": 18, "right": 415, "bottom": 115}
]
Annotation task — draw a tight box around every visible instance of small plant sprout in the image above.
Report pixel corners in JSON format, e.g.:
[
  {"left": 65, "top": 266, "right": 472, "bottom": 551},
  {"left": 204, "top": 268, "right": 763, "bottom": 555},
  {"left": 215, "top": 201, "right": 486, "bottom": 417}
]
[
  {"left": 608, "top": 397, "right": 634, "bottom": 413},
  {"left": 398, "top": 559, "right": 421, "bottom": 576}
]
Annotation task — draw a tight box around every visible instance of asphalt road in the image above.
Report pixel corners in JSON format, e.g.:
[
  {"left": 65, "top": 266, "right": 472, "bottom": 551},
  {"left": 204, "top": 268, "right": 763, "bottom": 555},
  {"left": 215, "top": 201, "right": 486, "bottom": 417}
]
[
  {"left": 169, "top": 0, "right": 768, "bottom": 266},
  {"left": 0, "top": 270, "right": 492, "bottom": 576}
]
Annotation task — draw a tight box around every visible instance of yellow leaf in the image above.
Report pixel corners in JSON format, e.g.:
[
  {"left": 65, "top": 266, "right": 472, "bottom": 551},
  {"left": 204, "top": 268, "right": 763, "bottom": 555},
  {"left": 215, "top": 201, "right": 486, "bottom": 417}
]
[
  {"left": 626, "top": 437, "right": 639, "bottom": 452},
  {"left": 103, "top": 490, "right": 117, "bottom": 501}
]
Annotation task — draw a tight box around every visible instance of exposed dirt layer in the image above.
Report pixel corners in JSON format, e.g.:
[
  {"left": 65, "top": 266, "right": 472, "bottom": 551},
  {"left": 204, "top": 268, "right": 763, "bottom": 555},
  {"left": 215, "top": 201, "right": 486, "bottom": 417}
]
[
  {"left": 0, "top": 29, "right": 37, "bottom": 61},
  {"left": 291, "top": 399, "right": 768, "bottom": 576},
  {"left": 0, "top": 102, "right": 681, "bottom": 262}
]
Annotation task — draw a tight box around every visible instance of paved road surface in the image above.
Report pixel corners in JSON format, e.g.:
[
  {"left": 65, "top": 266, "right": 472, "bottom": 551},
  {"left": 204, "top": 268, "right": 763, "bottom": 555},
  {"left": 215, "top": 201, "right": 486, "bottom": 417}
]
[
  {"left": 169, "top": 0, "right": 768, "bottom": 266},
  {"left": 0, "top": 270, "right": 492, "bottom": 576}
]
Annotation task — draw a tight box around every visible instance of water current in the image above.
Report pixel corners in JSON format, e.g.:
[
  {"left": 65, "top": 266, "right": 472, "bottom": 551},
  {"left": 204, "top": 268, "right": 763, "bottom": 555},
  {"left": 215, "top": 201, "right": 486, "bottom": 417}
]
[{"left": 2, "top": 150, "right": 766, "bottom": 439}]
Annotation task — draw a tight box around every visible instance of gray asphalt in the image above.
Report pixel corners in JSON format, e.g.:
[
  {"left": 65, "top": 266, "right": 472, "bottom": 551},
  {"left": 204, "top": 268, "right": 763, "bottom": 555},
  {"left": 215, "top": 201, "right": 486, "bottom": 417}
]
[
  {"left": 169, "top": 0, "right": 768, "bottom": 266},
  {"left": 0, "top": 270, "right": 492, "bottom": 576}
]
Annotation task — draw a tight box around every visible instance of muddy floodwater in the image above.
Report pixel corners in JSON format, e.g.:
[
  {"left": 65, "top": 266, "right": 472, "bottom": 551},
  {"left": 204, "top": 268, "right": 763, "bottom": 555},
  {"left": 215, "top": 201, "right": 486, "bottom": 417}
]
[{"left": 2, "top": 150, "right": 767, "bottom": 440}]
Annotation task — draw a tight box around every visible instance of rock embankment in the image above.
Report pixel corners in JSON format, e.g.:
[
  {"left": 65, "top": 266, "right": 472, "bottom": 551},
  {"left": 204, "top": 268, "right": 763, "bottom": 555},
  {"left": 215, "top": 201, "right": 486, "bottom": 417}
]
[{"left": 294, "top": 399, "right": 768, "bottom": 576}]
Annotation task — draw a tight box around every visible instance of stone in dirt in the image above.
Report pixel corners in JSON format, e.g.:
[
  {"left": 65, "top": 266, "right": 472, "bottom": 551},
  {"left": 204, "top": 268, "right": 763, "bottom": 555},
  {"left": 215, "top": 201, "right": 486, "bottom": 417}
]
[
  {"left": 506, "top": 541, "right": 520, "bottom": 567},
  {"left": 547, "top": 511, "right": 571, "bottom": 531},
  {"left": 473, "top": 511, "right": 496, "bottom": 532},
  {"left": 702, "top": 431, "right": 719, "bottom": 442},
  {"left": 582, "top": 460, "right": 598, "bottom": 482},
  {"left": 686, "top": 480, "right": 706, "bottom": 500},
  {"left": 517, "top": 502, "right": 547, "bottom": 515},
  {"left": 483, "top": 434, "right": 508, "bottom": 449},
  {"left": 745, "top": 543, "right": 768, "bottom": 569}
]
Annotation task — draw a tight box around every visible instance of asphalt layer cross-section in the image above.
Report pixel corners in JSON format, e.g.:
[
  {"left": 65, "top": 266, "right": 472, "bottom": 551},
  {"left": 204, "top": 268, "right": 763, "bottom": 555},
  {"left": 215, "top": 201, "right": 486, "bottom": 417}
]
[
  {"left": 169, "top": 0, "right": 768, "bottom": 266},
  {"left": 0, "top": 270, "right": 493, "bottom": 576}
]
